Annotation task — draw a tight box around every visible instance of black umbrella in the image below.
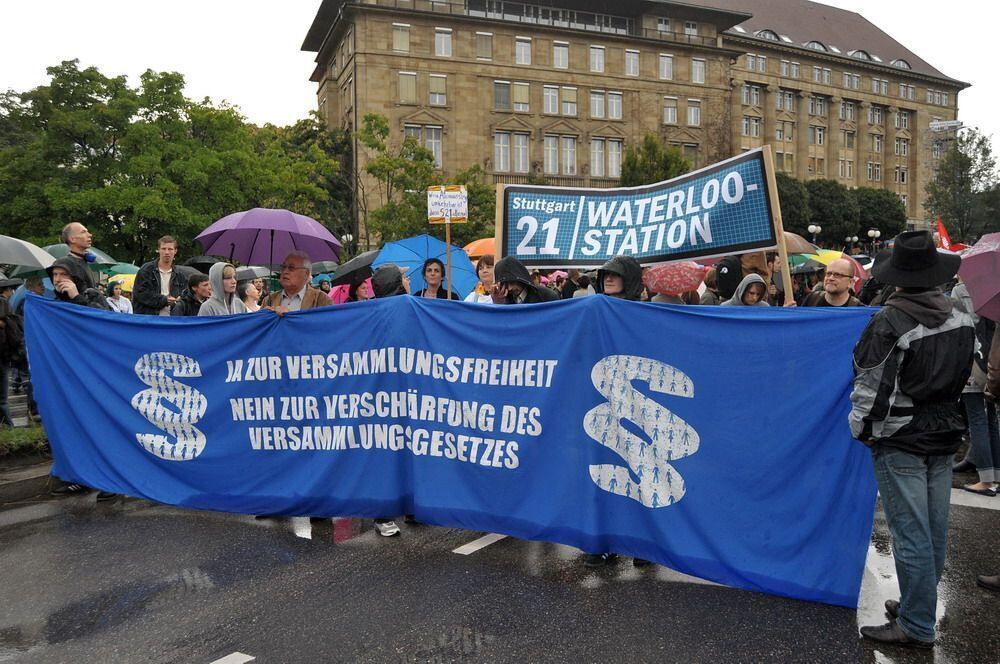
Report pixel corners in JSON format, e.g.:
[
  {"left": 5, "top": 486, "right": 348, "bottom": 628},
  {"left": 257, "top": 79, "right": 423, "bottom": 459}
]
[
  {"left": 174, "top": 264, "right": 201, "bottom": 283},
  {"left": 236, "top": 266, "right": 272, "bottom": 281},
  {"left": 311, "top": 260, "right": 339, "bottom": 276},
  {"left": 184, "top": 256, "right": 222, "bottom": 274},
  {"left": 330, "top": 250, "right": 379, "bottom": 287}
]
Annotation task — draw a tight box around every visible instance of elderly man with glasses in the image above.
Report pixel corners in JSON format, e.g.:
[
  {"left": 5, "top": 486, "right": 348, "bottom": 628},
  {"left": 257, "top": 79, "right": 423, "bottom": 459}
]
[
  {"left": 802, "top": 258, "right": 862, "bottom": 307},
  {"left": 266, "top": 251, "right": 331, "bottom": 314}
]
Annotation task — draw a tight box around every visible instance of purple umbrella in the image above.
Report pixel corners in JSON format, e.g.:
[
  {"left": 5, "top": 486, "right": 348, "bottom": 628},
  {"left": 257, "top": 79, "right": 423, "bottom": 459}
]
[
  {"left": 958, "top": 232, "right": 1000, "bottom": 322},
  {"left": 195, "top": 208, "right": 341, "bottom": 266}
]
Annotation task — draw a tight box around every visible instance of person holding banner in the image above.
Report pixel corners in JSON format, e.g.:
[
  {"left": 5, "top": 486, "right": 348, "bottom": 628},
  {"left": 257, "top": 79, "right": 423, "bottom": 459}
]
[
  {"left": 490, "top": 257, "right": 558, "bottom": 305},
  {"left": 850, "top": 231, "right": 976, "bottom": 648},
  {"left": 198, "top": 263, "right": 246, "bottom": 316},
  {"left": 266, "top": 252, "right": 331, "bottom": 313},
  {"left": 414, "top": 258, "right": 460, "bottom": 300},
  {"left": 720, "top": 274, "right": 770, "bottom": 307},
  {"left": 594, "top": 256, "right": 643, "bottom": 300}
]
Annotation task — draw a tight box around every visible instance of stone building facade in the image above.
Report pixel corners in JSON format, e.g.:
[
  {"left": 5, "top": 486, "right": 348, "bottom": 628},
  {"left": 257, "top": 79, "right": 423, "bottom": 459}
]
[{"left": 303, "top": 0, "right": 966, "bottom": 241}]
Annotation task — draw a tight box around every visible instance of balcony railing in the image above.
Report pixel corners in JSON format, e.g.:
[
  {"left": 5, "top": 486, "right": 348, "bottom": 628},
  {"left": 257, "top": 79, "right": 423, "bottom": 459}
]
[
  {"left": 493, "top": 174, "right": 620, "bottom": 188},
  {"left": 637, "top": 28, "right": 717, "bottom": 48}
]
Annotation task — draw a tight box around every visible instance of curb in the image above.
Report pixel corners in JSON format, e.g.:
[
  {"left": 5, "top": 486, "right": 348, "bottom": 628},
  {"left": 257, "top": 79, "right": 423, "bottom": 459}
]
[{"left": 0, "top": 461, "right": 52, "bottom": 504}]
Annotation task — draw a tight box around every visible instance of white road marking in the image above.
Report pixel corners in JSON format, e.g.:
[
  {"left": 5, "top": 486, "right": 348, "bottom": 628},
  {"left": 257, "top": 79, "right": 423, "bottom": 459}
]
[
  {"left": 452, "top": 533, "right": 508, "bottom": 555},
  {"left": 209, "top": 652, "right": 255, "bottom": 664},
  {"left": 950, "top": 487, "right": 1000, "bottom": 511}
]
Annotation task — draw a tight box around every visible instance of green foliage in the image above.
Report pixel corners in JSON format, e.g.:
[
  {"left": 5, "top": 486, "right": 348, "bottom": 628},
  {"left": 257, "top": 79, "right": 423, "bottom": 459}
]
[
  {"left": 924, "top": 128, "right": 998, "bottom": 242},
  {"left": 852, "top": 186, "right": 907, "bottom": 239},
  {"left": 0, "top": 424, "right": 48, "bottom": 458},
  {"left": 774, "top": 172, "right": 811, "bottom": 235},
  {"left": 619, "top": 134, "right": 690, "bottom": 186},
  {"left": 0, "top": 60, "right": 352, "bottom": 263},
  {"left": 804, "top": 179, "right": 860, "bottom": 245}
]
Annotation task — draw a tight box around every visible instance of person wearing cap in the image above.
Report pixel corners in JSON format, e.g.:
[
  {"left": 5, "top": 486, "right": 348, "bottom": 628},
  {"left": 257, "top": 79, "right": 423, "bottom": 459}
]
[{"left": 850, "top": 231, "right": 977, "bottom": 648}]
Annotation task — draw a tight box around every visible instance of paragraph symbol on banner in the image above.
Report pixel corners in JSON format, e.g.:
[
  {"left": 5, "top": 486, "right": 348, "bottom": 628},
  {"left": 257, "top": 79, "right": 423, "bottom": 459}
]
[{"left": 131, "top": 352, "right": 208, "bottom": 461}]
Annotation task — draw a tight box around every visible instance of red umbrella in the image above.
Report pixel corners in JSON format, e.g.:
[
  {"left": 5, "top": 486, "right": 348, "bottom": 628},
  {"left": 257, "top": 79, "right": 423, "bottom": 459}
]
[
  {"left": 643, "top": 261, "right": 708, "bottom": 296},
  {"left": 958, "top": 232, "right": 1000, "bottom": 322}
]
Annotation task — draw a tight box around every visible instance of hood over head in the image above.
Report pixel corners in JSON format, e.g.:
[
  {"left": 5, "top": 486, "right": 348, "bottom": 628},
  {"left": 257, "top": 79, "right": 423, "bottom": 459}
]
[
  {"left": 723, "top": 273, "right": 770, "bottom": 306},
  {"left": 47, "top": 256, "right": 93, "bottom": 300},
  {"left": 206, "top": 262, "right": 238, "bottom": 309},
  {"left": 493, "top": 256, "right": 533, "bottom": 288},
  {"left": 371, "top": 265, "right": 407, "bottom": 298},
  {"left": 596, "top": 255, "right": 644, "bottom": 301},
  {"left": 885, "top": 288, "right": 952, "bottom": 328}
]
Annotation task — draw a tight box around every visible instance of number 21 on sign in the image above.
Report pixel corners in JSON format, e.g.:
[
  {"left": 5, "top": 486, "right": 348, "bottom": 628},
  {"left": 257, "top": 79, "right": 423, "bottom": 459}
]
[{"left": 515, "top": 216, "right": 560, "bottom": 256}]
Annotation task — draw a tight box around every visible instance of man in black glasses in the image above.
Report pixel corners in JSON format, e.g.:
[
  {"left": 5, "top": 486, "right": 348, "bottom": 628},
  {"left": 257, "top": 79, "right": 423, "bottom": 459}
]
[
  {"left": 266, "top": 251, "right": 331, "bottom": 314},
  {"left": 802, "top": 258, "right": 862, "bottom": 307}
]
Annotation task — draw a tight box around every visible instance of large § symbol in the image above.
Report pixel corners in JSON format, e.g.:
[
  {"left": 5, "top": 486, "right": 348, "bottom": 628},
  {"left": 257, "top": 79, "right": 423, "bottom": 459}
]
[
  {"left": 583, "top": 355, "right": 699, "bottom": 508},
  {"left": 131, "top": 352, "right": 208, "bottom": 461}
]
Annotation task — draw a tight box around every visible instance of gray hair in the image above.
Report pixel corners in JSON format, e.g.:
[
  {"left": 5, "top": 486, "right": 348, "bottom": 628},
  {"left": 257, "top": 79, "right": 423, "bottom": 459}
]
[
  {"left": 284, "top": 250, "right": 312, "bottom": 272},
  {"left": 60, "top": 223, "right": 76, "bottom": 244}
]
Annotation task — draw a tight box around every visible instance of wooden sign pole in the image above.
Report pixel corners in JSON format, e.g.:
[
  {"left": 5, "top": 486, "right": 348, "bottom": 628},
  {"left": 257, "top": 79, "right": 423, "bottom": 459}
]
[
  {"left": 762, "top": 145, "right": 794, "bottom": 306},
  {"left": 445, "top": 206, "right": 452, "bottom": 298}
]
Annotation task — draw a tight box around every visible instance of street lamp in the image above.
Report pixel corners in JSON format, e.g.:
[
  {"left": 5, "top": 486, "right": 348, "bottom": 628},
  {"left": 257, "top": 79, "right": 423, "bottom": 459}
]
[
  {"left": 844, "top": 235, "right": 858, "bottom": 252},
  {"left": 808, "top": 224, "right": 822, "bottom": 243},
  {"left": 867, "top": 229, "right": 881, "bottom": 254},
  {"left": 341, "top": 233, "right": 354, "bottom": 258}
]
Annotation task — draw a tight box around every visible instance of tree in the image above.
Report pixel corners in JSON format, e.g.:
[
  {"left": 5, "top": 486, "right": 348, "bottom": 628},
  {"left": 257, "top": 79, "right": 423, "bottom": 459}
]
[
  {"left": 852, "top": 186, "right": 907, "bottom": 240},
  {"left": 619, "top": 134, "right": 690, "bottom": 186},
  {"left": 774, "top": 172, "right": 810, "bottom": 236},
  {"left": 924, "top": 128, "right": 998, "bottom": 243},
  {"left": 804, "top": 179, "right": 859, "bottom": 247}
]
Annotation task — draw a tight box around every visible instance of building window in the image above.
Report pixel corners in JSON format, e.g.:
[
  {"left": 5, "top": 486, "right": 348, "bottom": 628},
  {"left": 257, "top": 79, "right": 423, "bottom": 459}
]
[
  {"left": 494, "top": 81, "right": 511, "bottom": 110},
  {"left": 871, "top": 78, "right": 888, "bottom": 95},
  {"left": 869, "top": 106, "right": 884, "bottom": 125},
  {"left": 899, "top": 83, "right": 915, "bottom": 100},
  {"left": 591, "top": 138, "right": 605, "bottom": 177},
  {"left": 405, "top": 125, "right": 443, "bottom": 169},
  {"left": 808, "top": 96, "right": 826, "bottom": 115},
  {"left": 625, "top": 50, "right": 640, "bottom": 76},
  {"left": 516, "top": 37, "right": 532, "bottom": 65},
  {"left": 591, "top": 138, "right": 623, "bottom": 178},
  {"left": 659, "top": 54, "right": 673, "bottom": 80},
  {"left": 494, "top": 132, "right": 510, "bottom": 172},
  {"left": 776, "top": 121, "right": 794, "bottom": 142},
  {"left": 561, "top": 87, "right": 577, "bottom": 115},
  {"left": 842, "top": 72, "right": 860, "bottom": 89},
  {"left": 776, "top": 90, "right": 795, "bottom": 112},
  {"left": 745, "top": 54, "right": 766, "bottom": 73},
  {"left": 895, "top": 110, "right": 911, "bottom": 130},
  {"left": 544, "top": 135, "right": 559, "bottom": 174},
  {"left": 657, "top": 17, "right": 670, "bottom": 33},
  {"left": 553, "top": 42, "right": 569, "bottom": 69},
  {"left": 808, "top": 126, "right": 825, "bottom": 145},
  {"left": 429, "top": 75, "right": 447, "bottom": 106},
  {"left": 608, "top": 92, "right": 622, "bottom": 120},
  {"left": 808, "top": 157, "right": 826, "bottom": 175},
  {"left": 608, "top": 139, "right": 622, "bottom": 177},
  {"left": 742, "top": 84, "right": 761, "bottom": 106},
  {"left": 841, "top": 130, "right": 856, "bottom": 149},
  {"left": 932, "top": 141, "right": 943, "bottom": 158},
  {"left": 691, "top": 58, "right": 705, "bottom": 84},
  {"left": 684, "top": 21, "right": 698, "bottom": 36},
  {"left": 870, "top": 134, "right": 883, "bottom": 152},
  {"left": 838, "top": 159, "right": 854, "bottom": 178},
  {"left": 775, "top": 151, "right": 794, "bottom": 173},
  {"left": 867, "top": 161, "right": 881, "bottom": 181},
  {"left": 894, "top": 166, "right": 908, "bottom": 184},
  {"left": 512, "top": 82, "right": 530, "bottom": 112},
  {"left": 398, "top": 72, "right": 416, "bottom": 104},
  {"left": 742, "top": 116, "right": 761, "bottom": 137},
  {"left": 895, "top": 137, "right": 910, "bottom": 156},
  {"left": 435, "top": 28, "right": 452, "bottom": 57},
  {"left": 781, "top": 61, "right": 800, "bottom": 78},
  {"left": 812, "top": 66, "right": 830, "bottom": 83},
  {"left": 476, "top": 32, "right": 493, "bottom": 59},
  {"left": 543, "top": 86, "right": 558, "bottom": 114},
  {"left": 687, "top": 99, "right": 701, "bottom": 126},
  {"left": 513, "top": 133, "right": 529, "bottom": 173},
  {"left": 662, "top": 97, "right": 677, "bottom": 124},
  {"left": 839, "top": 101, "right": 855, "bottom": 121},
  {"left": 560, "top": 136, "right": 577, "bottom": 175},
  {"left": 899, "top": 193, "right": 908, "bottom": 208},
  {"left": 590, "top": 46, "right": 605, "bottom": 73},
  {"left": 590, "top": 90, "right": 605, "bottom": 118},
  {"left": 392, "top": 24, "right": 410, "bottom": 52}
]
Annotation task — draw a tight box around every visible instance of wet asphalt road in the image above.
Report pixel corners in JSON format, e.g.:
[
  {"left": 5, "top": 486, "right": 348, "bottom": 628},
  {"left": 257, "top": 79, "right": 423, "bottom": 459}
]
[{"left": 1, "top": 485, "right": 999, "bottom": 664}]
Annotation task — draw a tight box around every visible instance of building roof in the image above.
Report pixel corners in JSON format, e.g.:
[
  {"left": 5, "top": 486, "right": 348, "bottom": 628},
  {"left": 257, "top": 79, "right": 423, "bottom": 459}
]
[{"left": 701, "top": 0, "right": 965, "bottom": 86}]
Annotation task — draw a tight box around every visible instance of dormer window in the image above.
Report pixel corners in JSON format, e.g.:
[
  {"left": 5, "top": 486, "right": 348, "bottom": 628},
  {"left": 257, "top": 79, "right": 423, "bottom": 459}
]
[
  {"left": 891, "top": 59, "right": 912, "bottom": 70},
  {"left": 756, "top": 29, "right": 779, "bottom": 41},
  {"left": 805, "top": 40, "right": 827, "bottom": 51},
  {"left": 849, "top": 49, "right": 872, "bottom": 60}
]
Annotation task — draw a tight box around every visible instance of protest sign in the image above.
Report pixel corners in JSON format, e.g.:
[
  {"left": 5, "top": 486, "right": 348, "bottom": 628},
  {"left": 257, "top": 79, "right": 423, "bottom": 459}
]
[
  {"left": 497, "top": 147, "right": 781, "bottom": 269},
  {"left": 26, "top": 295, "right": 877, "bottom": 607}
]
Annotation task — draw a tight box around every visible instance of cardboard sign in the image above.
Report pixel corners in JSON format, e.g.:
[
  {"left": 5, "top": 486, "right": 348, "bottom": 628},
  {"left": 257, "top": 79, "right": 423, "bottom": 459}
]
[{"left": 428, "top": 185, "right": 468, "bottom": 224}]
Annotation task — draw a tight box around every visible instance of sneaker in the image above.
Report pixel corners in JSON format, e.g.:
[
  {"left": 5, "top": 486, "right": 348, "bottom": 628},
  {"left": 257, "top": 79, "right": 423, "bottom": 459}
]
[
  {"left": 374, "top": 520, "right": 400, "bottom": 537},
  {"left": 584, "top": 553, "right": 618, "bottom": 568},
  {"left": 96, "top": 491, "right": 118, "bottom": 502},
  {"left": 50, "top": 482, "right": 91, "bottom": 496}
]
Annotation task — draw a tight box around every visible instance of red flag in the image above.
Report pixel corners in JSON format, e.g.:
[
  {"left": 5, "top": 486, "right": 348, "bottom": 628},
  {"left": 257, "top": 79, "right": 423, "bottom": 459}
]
[{"left": 936, "top": 218, "right": 953, "bottom": 250}]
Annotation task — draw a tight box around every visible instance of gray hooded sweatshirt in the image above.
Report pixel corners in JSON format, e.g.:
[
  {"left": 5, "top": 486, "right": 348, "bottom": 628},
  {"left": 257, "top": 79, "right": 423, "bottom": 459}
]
[
  {"left": 720, "top": 273, "right": 770, "bottom": 306},
  {"left": 198, "top": 262, "right": 248, "bottom": 316}
]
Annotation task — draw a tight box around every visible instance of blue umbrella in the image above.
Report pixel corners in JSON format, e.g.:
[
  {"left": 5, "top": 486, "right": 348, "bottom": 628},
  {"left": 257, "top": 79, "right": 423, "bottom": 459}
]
[
  {"left": 372, "top": 234, "right": 477, "bottom": 299},
  {"left": 11, "top": 278, "right": 55, "bottom": 309},
  {"left": 311, "top": 273, "right": 334, "bottom": 287}
]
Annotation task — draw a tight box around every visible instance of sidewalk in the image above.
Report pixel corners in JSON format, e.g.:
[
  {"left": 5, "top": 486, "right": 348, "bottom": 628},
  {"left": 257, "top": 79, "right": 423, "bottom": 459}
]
[{"left": 0, "top": 458, "right": 52, "bottom": 505}]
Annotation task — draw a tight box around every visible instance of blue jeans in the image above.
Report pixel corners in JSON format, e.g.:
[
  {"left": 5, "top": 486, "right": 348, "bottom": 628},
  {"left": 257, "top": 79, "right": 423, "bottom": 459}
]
[
  {"left": 963, "top": 393, "right": 1000, "bottom": 482},
  {"left": 872, "top": 446, "right": 953, "bottom": 643}
]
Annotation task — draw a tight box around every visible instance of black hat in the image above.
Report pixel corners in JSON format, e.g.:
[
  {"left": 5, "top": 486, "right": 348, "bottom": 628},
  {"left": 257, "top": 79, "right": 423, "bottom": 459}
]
[
  {"left": 0, "top": 278, "right": 23, "bottom": 290},
  {"left": 871, "top": 230, "right": 961, "bottom": 288}
]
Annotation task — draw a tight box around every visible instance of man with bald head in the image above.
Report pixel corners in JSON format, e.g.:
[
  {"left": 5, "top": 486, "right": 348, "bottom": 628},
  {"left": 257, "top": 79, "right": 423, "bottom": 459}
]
[
  {"left": 60, "top": 222, "right": 97, "bottom": 291},
  {"left": 803, "top": 258, "right": 862, "bottom": 307}
]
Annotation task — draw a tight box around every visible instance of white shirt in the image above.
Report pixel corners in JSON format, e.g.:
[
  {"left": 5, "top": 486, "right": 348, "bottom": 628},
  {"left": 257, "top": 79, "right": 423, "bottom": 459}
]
[
  {"left": 280, "top": 285, "right": 308, "bottom": 312},
  {"left": 158, "top": 267, "right": 173, "bottom": 316},
  {"left": 108, "top": 296, "right": 133, "bottom": 313}
]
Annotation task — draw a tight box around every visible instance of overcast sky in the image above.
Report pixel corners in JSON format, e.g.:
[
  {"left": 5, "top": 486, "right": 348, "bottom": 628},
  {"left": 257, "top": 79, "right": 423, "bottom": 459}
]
[{"left": 3, "top": 0, "right": 996, "bottom": 148}]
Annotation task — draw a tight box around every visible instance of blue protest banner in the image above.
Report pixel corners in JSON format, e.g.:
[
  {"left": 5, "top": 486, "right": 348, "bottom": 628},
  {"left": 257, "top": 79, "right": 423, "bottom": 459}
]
[
  {"left": 500, "top": 148, "right": 778, "bottom": 268},
  {"left": 25, "top": 295, "right": 877, "bottom": 607}
]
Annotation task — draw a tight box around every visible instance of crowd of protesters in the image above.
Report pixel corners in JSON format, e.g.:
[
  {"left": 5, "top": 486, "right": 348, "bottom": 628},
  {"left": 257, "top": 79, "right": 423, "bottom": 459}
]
[{"left": 1, "top": 221, "right": 998, "bottom": 651}]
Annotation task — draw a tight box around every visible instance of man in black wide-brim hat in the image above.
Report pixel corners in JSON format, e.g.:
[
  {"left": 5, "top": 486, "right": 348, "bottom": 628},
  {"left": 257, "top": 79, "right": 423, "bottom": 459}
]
[{"left": 849, "top": 230, "right": 977, "bottom": 648}]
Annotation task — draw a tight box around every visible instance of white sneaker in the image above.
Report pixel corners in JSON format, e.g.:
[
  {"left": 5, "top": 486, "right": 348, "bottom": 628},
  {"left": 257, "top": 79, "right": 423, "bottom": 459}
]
[{"left": 375, "top": 520, "right": 400, "bottom": 537}]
